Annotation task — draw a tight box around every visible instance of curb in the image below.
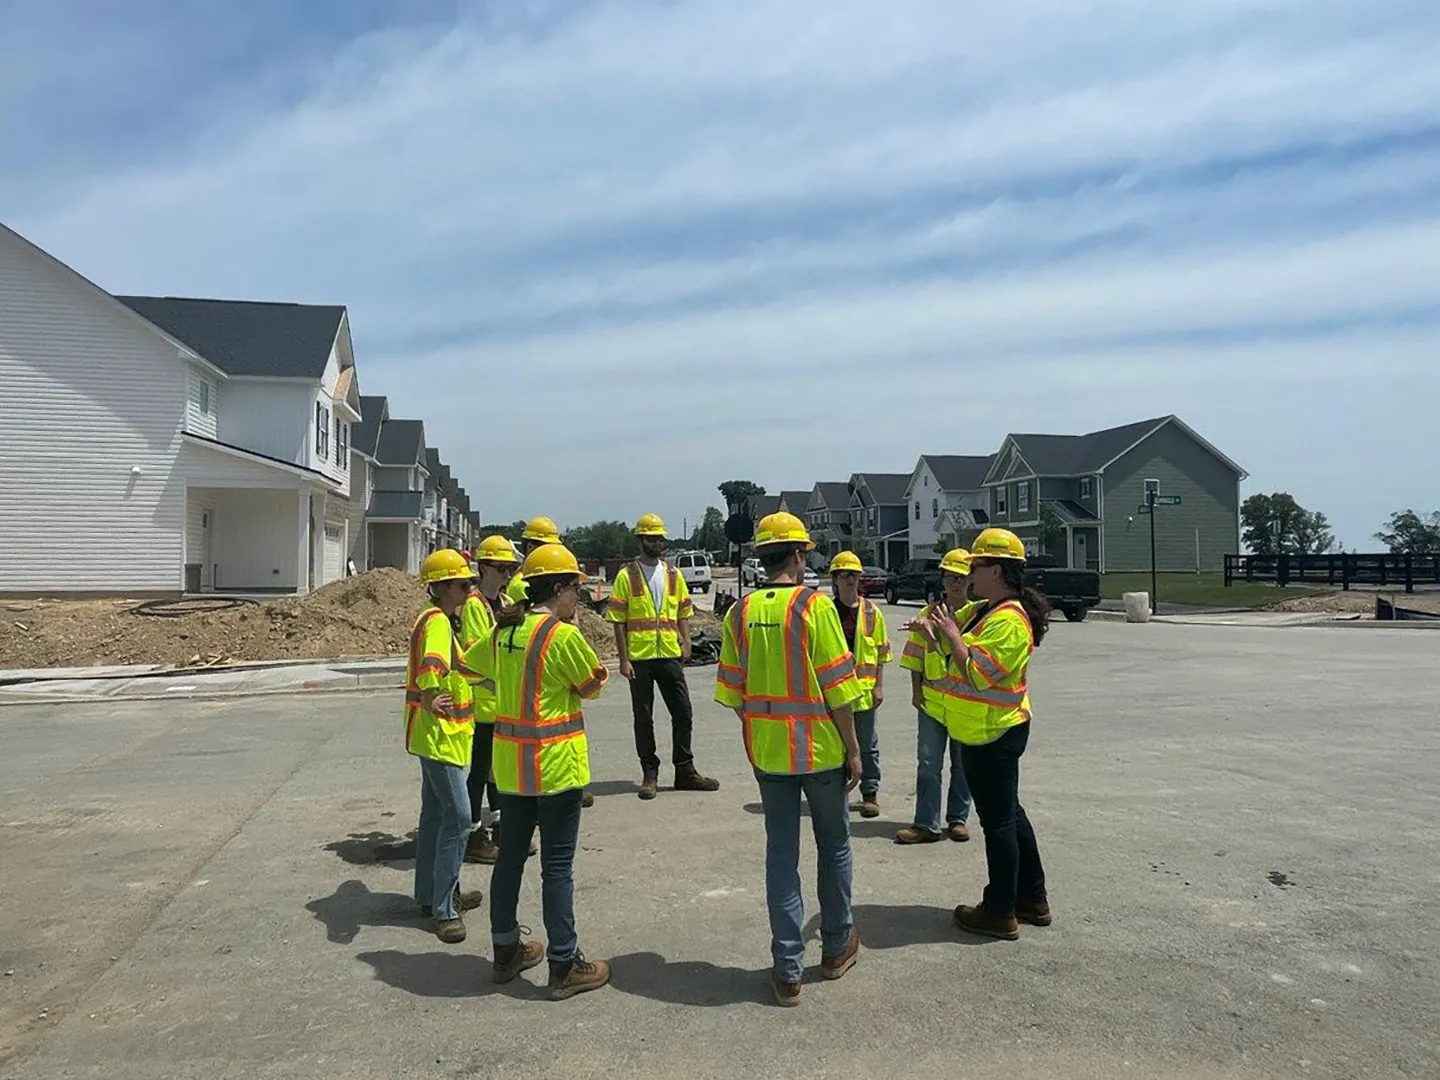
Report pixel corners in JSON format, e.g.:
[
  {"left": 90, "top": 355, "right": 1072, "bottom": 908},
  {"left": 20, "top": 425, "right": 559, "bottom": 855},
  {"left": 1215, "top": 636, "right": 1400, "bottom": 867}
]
[{"left": 0, "top": 677, "right": 404, "bottom": 708}]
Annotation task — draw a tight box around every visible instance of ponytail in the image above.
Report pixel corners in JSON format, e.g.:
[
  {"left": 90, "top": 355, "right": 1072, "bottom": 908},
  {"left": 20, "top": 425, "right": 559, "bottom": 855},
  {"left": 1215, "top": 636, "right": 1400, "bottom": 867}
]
[{"left": 999, "top": 561, "right": 1050, "bottom": 646}]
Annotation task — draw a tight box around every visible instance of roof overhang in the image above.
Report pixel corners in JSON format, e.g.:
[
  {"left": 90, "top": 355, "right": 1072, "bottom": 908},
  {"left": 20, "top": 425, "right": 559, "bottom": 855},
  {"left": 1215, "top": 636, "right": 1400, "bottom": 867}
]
[
  {"left": 182, "top": 433, "right": 335, "bottom": 490},
  {"left": 1095, "top": 415, "right": 1249, "bottom": 480}
]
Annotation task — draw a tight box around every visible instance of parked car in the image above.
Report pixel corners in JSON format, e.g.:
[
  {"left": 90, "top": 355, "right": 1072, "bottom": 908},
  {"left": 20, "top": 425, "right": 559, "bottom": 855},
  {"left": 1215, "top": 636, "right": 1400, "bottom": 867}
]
[
  {"left": 858, "top": 565, "right": 888, "bottom": 597},
  {"left": 741, "top": 557, "right": 763, "bottom": 586},
  {"left": 1024, "top": 554, "right": 1101, "bottom": 622},
  {"left": 674, "top": 550, "right": 713, "bottom": 593},
  {"left": 885, "top": 558, "right": 943, "bottom": 604}
]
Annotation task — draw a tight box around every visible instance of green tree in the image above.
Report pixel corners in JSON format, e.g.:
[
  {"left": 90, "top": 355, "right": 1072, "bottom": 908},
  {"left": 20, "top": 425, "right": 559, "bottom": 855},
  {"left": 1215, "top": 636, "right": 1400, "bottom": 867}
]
[
  {"left": 1374, "top": 509, "right": 1440, "bottom": 554},
  {"left": 1291, "top": 509, "right": 1336, "bottom": 555},
  {"left": 1038, "top": 503, "right": 1066, "bottom": 560},
  {"left": 718, "top": 480, "right": 766, "bottom": 517},
  {"left": 1241, "top": 492, "right": 1334, "bottom": 555},
  {"left": 562, "top": 521, "right": 640, "bottom": 560},
  {"left": 695, "top": 506, "right": 726, "bottom": 552}
]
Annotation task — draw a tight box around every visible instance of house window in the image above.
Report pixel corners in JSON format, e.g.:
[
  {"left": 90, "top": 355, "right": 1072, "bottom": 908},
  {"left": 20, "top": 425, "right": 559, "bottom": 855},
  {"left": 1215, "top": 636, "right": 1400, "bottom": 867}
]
[
  {"left": 315, "top": 403, "right": 330, "bottom": 458},
  {"left": 1144, "top": 478, "right": 1161, "bottom": 502},
  {"left": 1018, "top": 483, "right": 1031, "bottom": 514},
  {"left": 335, "top": 419, "right": 348, "bottom": 465},
  {"left": 198, "top": 380, "right": 212, "bottom": 416},
  {"left": 995, "top": 488, "right": 1008, "bottom": 515},
  {"left": 1080, "top": 477, "right": 1093, "bottom": 499},
  {"left": 931, "top": 498, "right": 938, "bottom": 519},
  {"left": 868, "top": 508, "right": 877, "bottom": 528},
  {"left": 914, "top": 501, "right": 921, "bottom": 520},
  {"left": 923, "top": 475, "right": 928, "bottom": 487}
]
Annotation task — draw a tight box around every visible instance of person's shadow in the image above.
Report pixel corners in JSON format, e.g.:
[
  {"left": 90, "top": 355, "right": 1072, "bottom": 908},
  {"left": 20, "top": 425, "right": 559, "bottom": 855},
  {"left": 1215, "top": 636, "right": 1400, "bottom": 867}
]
[
  {"left": 584, "top": 779, "right": 642, "bottom": 800},
  {"left": 803, "top": 903, "right": 1000, "bottom": 949},
  {"left": 606, "top": 951, "right": 768, "bottom": 1006},
  {"left": 305, "top": 880, "right": 428, "bottom": 944},
  {"left": 324, "top": 829, "right": 417, "bottom": 868},
  {"left": 354, "top": 949, "right": 540, "bottom": 998}
]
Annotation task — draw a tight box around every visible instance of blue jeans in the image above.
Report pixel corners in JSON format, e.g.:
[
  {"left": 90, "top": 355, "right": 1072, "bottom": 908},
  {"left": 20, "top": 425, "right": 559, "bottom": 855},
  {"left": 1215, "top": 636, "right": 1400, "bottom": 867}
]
[
  {"left": 415, "top": 756, "right": 471, "bottom": 920},
  {"left": 914, "top": 709, "right": 971, "bottom": 833},
  {"left": 755, "top": 768, "right": 854, "bottom": 983},
  {"left": 854, "top": 709, "right": 882, "bottom": 798},
  {"left": 490, "top": 788, "right": 584, "bottom": 963}
]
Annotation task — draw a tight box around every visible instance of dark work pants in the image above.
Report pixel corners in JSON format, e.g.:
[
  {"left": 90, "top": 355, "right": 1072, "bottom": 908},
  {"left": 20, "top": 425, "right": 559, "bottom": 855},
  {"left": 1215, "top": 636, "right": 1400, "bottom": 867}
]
[
  {"left": 629, "top": 658, "right": 695, "bottom": 774},
  {"left": 467, "top": 722, "right": 500, "bottom": 826},
  {"left": 959, "top": 722, "right": 1046, "bottom": 917},
  {"left": 490, "top": 789, "right": 584, "bottom": 963}
]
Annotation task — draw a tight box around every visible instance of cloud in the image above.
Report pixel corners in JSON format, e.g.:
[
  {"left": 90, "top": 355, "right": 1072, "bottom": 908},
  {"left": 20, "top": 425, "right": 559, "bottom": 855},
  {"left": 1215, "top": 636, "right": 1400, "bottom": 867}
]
[{"left": 2, "top": 0, "right": 1438, "bottom": 544}]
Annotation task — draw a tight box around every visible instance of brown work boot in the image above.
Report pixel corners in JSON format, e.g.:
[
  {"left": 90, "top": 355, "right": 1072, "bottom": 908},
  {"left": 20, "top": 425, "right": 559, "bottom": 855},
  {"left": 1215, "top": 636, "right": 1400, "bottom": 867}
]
[
  {"left": 581, "top": 790, "right": 595, "bottom": 809},
  {"left": 947, "top": 821, "right": 971, "bottom": 843},
  {"left": 465, "top": 827, "right": 500, "bottom": 864},
  {"left": 420, "top": 887, "right": 483, "bottom": 918},
  {"left": 638, "top": 772, "right": 659, "bottom": 801},
  {"left": 859, "top": 794, "right": 880, "bottom": 818},
  {"left": 548, "top": 952, "right": 611, "bottom": 1000},
  {"left": 953, "top": 902, "right": 1020, "bottom": 941},
  {"left": 894, "top": 825, "right": 943, "bottom": 845},
  {"left": 493, "top": 939, "right": 546, "bottom": 984},
  {"left": 821, "top": 927, "right": 861, "bottom": 980},
  {"left": 674, "top": 767, "right": 719, "bottom": 792},
  {"left": 1016, "top": 898, "right": 1053, "bottom": 927},
  {"left": 771, "top": 973, "right": 801, "bottom": 1007},
  {"left": 435, "top": 916, "right": 467, "bottom": 944}
]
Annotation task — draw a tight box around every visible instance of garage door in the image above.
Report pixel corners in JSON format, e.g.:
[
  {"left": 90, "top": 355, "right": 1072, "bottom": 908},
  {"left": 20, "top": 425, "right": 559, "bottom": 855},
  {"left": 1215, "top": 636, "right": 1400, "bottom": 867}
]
[{"left": 323, "top": 524, "right": 345, "bottom": 584}]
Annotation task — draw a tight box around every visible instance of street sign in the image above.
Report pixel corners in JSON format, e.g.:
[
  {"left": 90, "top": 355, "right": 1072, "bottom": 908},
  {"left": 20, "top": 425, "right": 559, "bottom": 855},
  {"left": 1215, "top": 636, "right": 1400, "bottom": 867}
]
[
  {"left": 1153, "top": 494, "right": 1183, "bottom": 506},
  {"left": 1136, "top": 504, "right": 1152, "bottom": 514}
]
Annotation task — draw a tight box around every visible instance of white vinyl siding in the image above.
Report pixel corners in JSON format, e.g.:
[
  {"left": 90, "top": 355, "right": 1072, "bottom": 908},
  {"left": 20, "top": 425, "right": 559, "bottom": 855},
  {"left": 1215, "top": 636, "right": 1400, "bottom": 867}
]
[
  {"left": 0, "top": 228, "right": 188, "bottom": 593},
  {"left": 185, "top": 491, "right": 217, "bottom": 590},
  {"left": 185, "top": 366, "right": 217, "bottom": 438},
  {"left": 212, "top": 490, "right": 301, "bottom": 591},
  {"left": 219, "top": 381, "right": 311, "bottom": 466}
]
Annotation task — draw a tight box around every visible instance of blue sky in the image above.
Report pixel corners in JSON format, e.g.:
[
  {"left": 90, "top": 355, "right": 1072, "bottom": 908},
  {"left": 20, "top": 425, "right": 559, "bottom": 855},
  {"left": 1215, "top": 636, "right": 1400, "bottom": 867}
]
[{"left": 3, "top": 0, "right": 1438, "bottom": 546}]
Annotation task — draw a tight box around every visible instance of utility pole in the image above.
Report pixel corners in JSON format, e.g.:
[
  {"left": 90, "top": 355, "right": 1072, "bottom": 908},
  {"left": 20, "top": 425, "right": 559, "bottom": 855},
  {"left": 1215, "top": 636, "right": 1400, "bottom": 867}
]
[{"left": 1148, "top": 489, "right": 1158, "bottom": 614}]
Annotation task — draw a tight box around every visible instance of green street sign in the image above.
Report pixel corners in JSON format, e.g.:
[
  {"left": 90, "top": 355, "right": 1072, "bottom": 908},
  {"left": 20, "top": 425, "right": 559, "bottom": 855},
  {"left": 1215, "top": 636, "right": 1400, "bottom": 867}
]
[
  {"left": 1153, "top": 494, "right": 1183, "bottom": 506},
  {"left": 1136, "top": 504, "right": 1151, "bottom": 514}
]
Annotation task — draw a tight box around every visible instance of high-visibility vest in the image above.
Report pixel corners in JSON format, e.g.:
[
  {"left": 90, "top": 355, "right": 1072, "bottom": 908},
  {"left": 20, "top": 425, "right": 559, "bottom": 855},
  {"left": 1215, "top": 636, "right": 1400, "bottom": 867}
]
[
  {"left": 936, "top": 600, "right": 1034, "bottom": 746},
  {"left": 505, "top": 575, "right": 528, "bottom": 604},
  {"left": 604, "top": 560, "right": 694, "bottom": 661},
  {"left": 404, "top": 607, "right": 475, "bottom": 767},
  {"left": 900, "top": 601, "right": 979, "bottom": 719},
  {"left": 713, "top": 586, "right": 862, "bottom": 775},
  {"left": 847, "top": 598, "right": 892, "bottom": 713},
  {"left": 466, "top": 613, "right": 608, "bottom": 796},
  {"left": 456, "top": 589, "right": 498, "bottom": 723}
]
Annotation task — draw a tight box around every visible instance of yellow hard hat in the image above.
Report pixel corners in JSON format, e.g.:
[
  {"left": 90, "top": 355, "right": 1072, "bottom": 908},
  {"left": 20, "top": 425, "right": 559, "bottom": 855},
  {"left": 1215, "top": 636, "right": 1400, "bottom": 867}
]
[
  {"left": 829, "top": 551, "right": 863, "bottom": 575},
  {"left": 522, "top": 516, "right": 561, "bottom": 544},
  {"left": 635, "top": 512, "right": 668, "bottom": 538},
  {"left": 970, "top": 528, "right": 1027, "bottom": 562},
  {"left": 420, "top": 548, "right": 476, "bottom": 585},
  {"left": 939, "top": 548, "right": 972, "bottom": 576},
  {"left": 474, "top": 534, "right": 519, "bottom": 564},
  {"left": 521, "top": 543, "right": 586, "bottom": 581},
  {"left": 753, "top": 511, "right": 815, "bottom": 551}
]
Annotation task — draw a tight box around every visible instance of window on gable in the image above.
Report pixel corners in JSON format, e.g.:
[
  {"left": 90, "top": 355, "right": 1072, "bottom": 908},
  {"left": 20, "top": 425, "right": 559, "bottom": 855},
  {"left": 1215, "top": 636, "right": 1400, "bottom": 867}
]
[
  {"left": 335, "top": 418, "right": 348, "bottom": 466},
  {"left": 1080, "top": 477, "right": 1093, "bottom": 499},
  {"left": 1144, "top": 478, "right": 1161, "bottom": 501},
  {"left": 995, "top": 488, "right": 1008, "bottom": 515},
  {"left": 198, "top": 380, "right": 211, "bottom": 416},
  {"left": 923, "top": 475, "right": 928, "bottom": 487},
  {"left": 931, "top": 498, "right": 938, "bottom": 518},
  {"left": 1018, "top": 483, "right": 1031, "bottom": 513},
  {"left": 316, "top": 403, "right": 330, "bottom": 459},
  {"left": 914, "top": 501, "right": 921, "bottom": 520}
]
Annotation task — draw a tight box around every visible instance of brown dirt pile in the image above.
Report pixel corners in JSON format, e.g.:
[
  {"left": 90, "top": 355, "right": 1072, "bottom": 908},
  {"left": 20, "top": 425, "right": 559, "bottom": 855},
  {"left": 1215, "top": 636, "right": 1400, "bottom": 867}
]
[
  {"left": 1264, "top": 588, "right": 1440, "bottom": 615},
  {"left": 0, "top": 569, "right": 723, "bottom": 671}
]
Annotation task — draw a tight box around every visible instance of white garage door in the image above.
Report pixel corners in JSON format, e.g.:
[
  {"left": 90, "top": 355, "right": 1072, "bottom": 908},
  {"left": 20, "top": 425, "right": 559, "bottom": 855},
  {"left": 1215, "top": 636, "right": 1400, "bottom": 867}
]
[{"left": 323, "top": 524, "right": 345, "bottom": 584}]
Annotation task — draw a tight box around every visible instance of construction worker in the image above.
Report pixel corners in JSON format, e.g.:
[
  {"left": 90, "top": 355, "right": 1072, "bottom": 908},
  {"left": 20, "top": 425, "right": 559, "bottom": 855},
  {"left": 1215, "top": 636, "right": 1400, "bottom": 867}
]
[
  {"left": 462, "top": 543, "right": 612, "bottom": 1000},
  {"left": 913, "top": 528, "right": 1051, "bottom": 940},
  {"left": 406, "top": 549, "right": 484, "bottom": 944},
  {"left": 715, "top": 512, "right": 864, "bottom": 1007},
  {"left": 505, "top": 516, "right": 562, "bottom": 604},
  {"left": 606, "top": 513, "right": 719, "bottom": 800},
  {"left": 895, "top": 548, "right": 975, "bottom": 845},
  {"left": 828, "top": 551, "right": 891, "bottom": 817},
  {"left": 457, "top": 536, "right": 533, "bottom": 865}
]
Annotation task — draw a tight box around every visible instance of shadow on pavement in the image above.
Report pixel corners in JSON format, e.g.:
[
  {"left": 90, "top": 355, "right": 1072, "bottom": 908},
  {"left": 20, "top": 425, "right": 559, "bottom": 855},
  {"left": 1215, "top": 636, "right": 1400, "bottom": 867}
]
[
  {"left": 803, "top": 903, "right": 1002, "bottom": 950},
  {"left": 585, "top": 778, "right": 642, "bottom": 799},
  {"left": 740, "top": 801, "right": 904, "bottom": 840},
  {"left": 325, "top": 829, "right": 417, "bottom": 865},
  {"left": 305, "top": 879, "right": 427, "bottom": 944},
  {"left": 355, "top": 949, "right": 541, "bottom": 999},
  {"left": 607, "top": 951, "right": 766, "bottom": 1007}
]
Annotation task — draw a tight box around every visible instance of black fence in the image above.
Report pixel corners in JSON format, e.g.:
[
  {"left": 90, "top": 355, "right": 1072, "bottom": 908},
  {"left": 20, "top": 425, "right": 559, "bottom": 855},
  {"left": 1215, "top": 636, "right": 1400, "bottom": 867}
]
[{"left": 1224, "top": 553, "right": 1440, "bottom": 593}]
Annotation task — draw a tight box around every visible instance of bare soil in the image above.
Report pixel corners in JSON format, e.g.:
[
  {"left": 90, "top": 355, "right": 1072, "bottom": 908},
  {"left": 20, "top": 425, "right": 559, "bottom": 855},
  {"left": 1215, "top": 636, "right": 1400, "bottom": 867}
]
[
  {"left": 1265, "top": 588, "right": 1440, "bottom": 615},
  {"left": 0, "top": 569, "right": 722, "bottom": 671}
]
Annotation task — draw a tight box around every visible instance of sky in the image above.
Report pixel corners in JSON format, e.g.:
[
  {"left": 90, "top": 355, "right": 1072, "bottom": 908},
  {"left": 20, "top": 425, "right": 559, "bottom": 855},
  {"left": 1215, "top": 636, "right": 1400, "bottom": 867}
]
[{"left": 2, "top": 0, "right": 1438, "bottom": 547}]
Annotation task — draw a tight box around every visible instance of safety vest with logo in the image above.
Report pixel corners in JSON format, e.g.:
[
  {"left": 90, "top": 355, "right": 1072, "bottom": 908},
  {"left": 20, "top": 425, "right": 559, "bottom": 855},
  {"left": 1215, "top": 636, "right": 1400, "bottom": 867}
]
[
  {"left": 404, "top": 607, "right": 476, "bottom": 767},
  {"left": 714, "top": 586, "right": 862, "bottom": 775},
  {"left": 604, "top": 560, "right": 694, "bottom": 661},
  {"left": 845, "top": 597, "right": 892, "bottom": 713},
  {"left": 900, "top": 601, "right": 979, "bottom": 719},
  {"left": 937, "top": 600, "right": 1034, "bottom": 746},
  {"left": 455, "top": 588, "right": 498, "bottom": 723},
  {"left": 462, "top": 612, "right": 608, "bottom": 795}
]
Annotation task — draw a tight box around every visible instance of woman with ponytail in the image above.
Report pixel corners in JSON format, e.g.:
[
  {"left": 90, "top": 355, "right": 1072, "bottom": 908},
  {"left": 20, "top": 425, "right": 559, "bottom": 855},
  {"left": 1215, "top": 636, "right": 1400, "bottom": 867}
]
[{"left": 916, "top": 527, "right": 1051, "bottom": 941}]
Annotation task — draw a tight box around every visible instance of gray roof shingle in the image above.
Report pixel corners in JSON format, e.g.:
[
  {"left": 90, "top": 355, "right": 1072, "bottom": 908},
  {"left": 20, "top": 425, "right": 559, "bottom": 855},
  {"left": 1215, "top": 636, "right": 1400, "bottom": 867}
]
[
  {"left": 778, "top": 490, "right": 812, "bottom": 514},
  {"left": 367, "top": 490, "right": 424, "bottom": 520},
  {"left": 920, "top": 454, "right": 994, "bottom": 492},
  {"left": 115, "top": 296, "right": 345, "bottom": 378},
  {"left": 353, "top": 396, "right": 388, "bottom": 458},
  {"left": 1006, "top": 417, "right": 1169, "bottom": 477},
  {"left": 811, "top": 482, "right": 851, "bottom": 511},
  {"left": 375, "top": 419, "right": 426, "bottom": 467},
  {"left": 854, "top": 473, "right": 911, "bottom": 505}
]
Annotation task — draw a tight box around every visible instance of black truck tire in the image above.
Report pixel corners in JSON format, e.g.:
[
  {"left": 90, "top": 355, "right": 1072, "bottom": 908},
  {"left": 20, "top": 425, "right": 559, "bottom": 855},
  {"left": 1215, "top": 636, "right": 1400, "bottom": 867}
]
[{"left": 1063, "top": 605, "right": 1089, "bottom": 623}]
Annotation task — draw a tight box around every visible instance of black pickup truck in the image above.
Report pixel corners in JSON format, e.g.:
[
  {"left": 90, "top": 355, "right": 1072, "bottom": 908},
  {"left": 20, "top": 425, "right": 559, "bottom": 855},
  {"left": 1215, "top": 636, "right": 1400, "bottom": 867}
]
[{"left": 885, "top": 553, "right": 1100, "bottom": 622}]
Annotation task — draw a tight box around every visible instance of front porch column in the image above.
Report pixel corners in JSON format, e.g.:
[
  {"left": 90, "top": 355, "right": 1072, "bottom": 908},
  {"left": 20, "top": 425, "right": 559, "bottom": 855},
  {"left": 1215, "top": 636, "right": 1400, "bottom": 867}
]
[{"left": 295, "top": 492, "right": 311, "bottom": 596}]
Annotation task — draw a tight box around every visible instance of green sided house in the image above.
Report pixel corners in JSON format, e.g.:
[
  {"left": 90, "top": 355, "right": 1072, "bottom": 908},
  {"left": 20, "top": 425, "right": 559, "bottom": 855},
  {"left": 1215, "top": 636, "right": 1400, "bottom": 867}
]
[{"left": 979, "top": 415, "right": 1247, "bottom": 572}]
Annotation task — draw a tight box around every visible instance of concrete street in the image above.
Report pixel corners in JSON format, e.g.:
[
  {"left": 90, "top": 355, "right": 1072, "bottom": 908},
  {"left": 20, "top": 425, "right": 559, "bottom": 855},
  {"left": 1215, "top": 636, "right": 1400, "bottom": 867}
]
[{"left": 2, "top": 617, "right": 1438, "bottom": 1079}]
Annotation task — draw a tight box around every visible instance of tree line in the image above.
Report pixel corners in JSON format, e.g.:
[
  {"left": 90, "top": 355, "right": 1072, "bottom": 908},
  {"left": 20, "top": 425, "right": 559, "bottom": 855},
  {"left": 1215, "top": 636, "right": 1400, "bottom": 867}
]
[{"left": 1242, "top": 494, "right": 1440, "bottom": 556}]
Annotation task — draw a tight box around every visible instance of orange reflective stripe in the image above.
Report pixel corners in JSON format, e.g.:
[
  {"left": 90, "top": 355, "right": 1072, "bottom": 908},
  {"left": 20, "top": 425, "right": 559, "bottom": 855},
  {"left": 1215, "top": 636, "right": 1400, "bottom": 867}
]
[
  {"left": 935, "top": 676, "right": 1027, "bottom": 707},
  {"left": 575, "top": 669, "right": 606, "bottom": 697},
  {"left": 625, "top": 617, "right": 680, "bottom": 633},
  {"left": 494, "top": 714, "right": 585, "bottom": 740},
  {"left": 716, "top": 661, "right": 744, "bottom": 689},
  {"left": 969, "top": 644, "right": 1004, "bottom": 681},
  {"left": 855, "top": 663, "right": 879, "bottom": 681},
  {"left": 815, "top": 651, "right": 857, "bottom": 690}
]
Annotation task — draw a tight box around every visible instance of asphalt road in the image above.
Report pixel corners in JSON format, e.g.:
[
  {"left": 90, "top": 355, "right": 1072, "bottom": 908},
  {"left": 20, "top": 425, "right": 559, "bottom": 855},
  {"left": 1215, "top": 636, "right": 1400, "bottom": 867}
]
[{"left": 2, "top": 619, "right": 1438, "bottom": 1079}]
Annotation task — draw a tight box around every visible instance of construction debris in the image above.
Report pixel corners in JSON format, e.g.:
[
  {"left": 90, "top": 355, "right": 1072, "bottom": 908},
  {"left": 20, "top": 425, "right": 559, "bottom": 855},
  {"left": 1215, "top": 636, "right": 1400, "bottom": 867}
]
[{"left": 0, "top": 569, "right": 722, "bottom": 671}]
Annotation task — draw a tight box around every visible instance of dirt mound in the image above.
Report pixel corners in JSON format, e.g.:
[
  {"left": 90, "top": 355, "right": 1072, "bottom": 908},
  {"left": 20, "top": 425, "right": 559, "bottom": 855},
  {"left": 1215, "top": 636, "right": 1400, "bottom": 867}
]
[{"left": 0, "top": 569, "right": 725, "bottom": 670}]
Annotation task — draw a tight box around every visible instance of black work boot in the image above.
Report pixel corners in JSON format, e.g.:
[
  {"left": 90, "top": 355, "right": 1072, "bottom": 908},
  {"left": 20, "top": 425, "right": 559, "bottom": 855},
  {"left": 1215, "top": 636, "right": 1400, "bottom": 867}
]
[{"left": 674, "top": 766, "right": 719, "bottom": 792}]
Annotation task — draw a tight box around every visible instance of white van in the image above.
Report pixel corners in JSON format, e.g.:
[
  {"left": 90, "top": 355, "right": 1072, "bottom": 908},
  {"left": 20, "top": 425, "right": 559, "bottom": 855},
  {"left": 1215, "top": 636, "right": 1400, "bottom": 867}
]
[{"left": 673, "top": 550, "right": 713, "bottom": 594}]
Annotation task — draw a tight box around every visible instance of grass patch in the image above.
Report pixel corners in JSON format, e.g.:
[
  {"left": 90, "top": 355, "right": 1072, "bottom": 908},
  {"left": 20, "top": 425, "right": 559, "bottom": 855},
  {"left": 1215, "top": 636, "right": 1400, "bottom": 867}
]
[{"left": 1098, "top": 573, "right": 1324, "bottom": 609}]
